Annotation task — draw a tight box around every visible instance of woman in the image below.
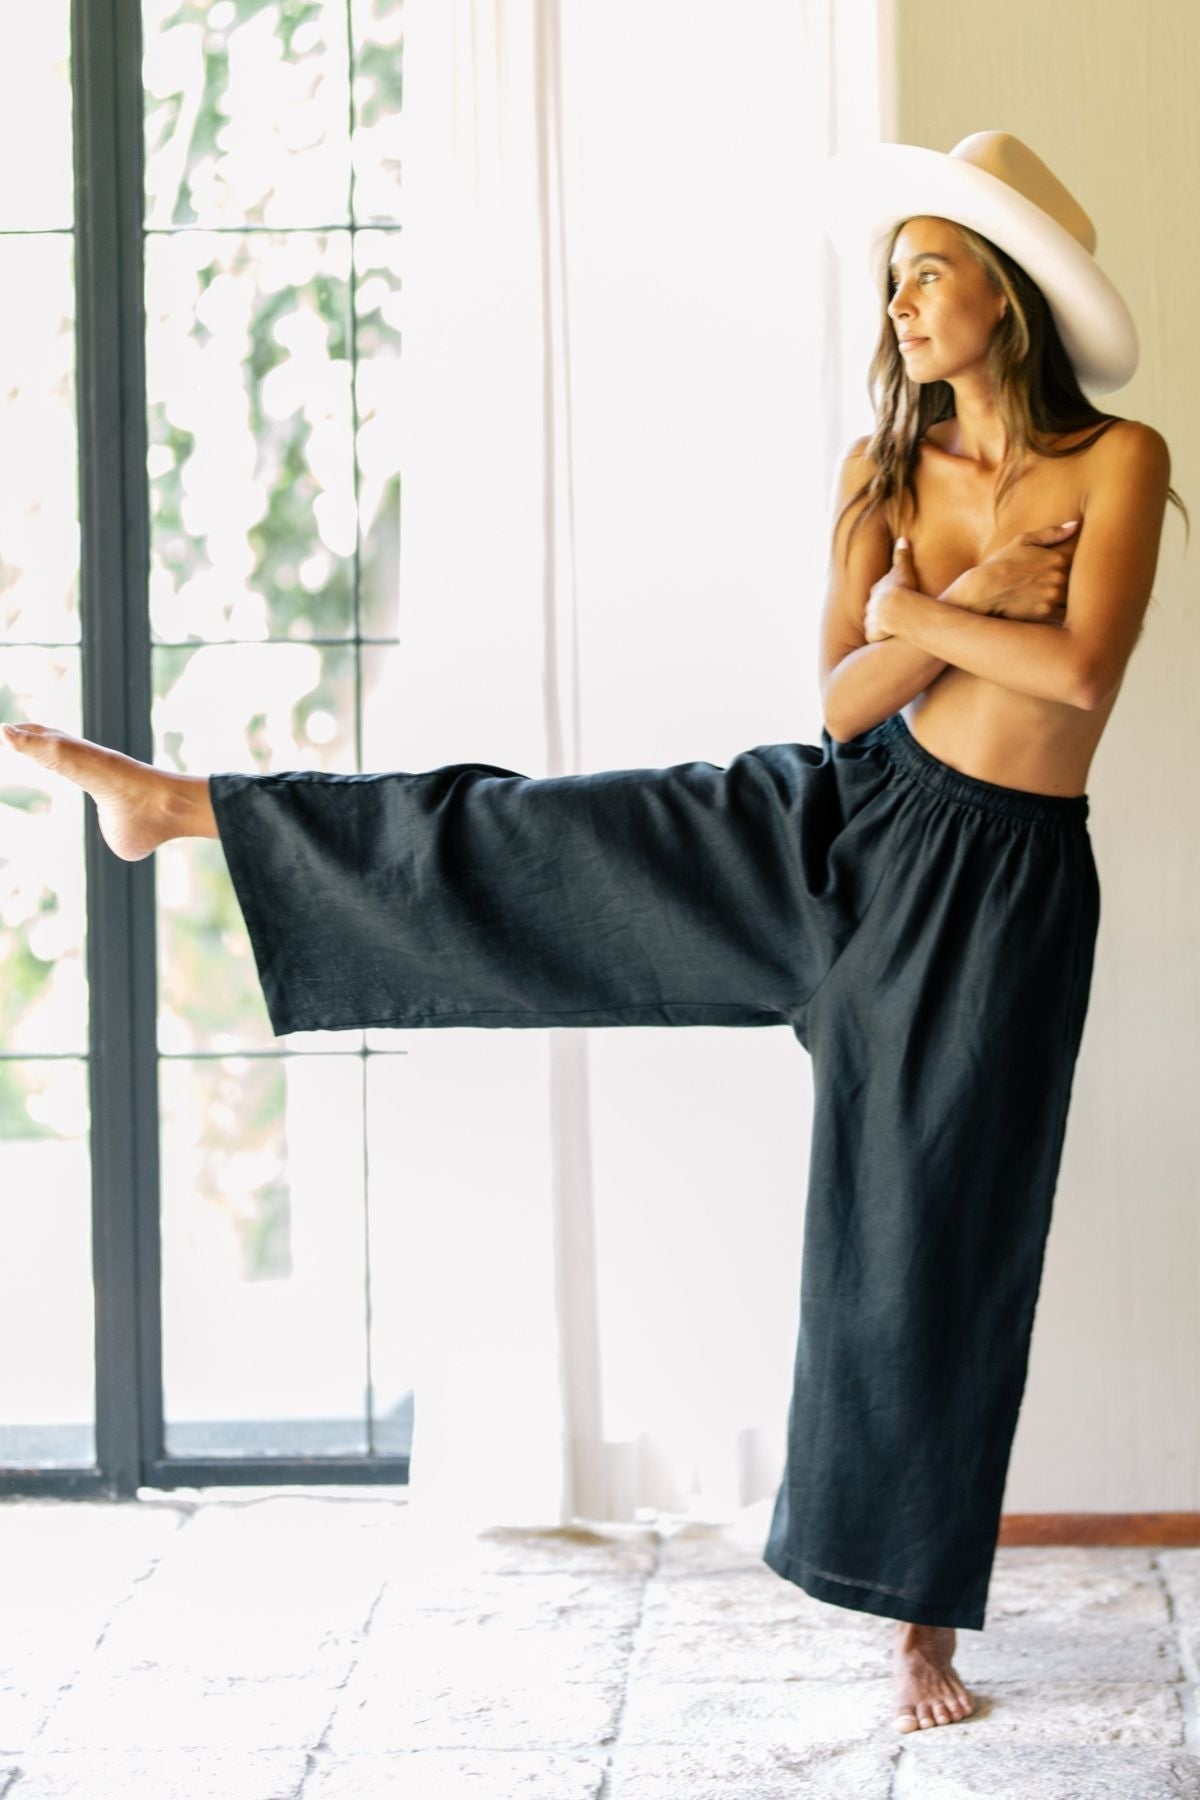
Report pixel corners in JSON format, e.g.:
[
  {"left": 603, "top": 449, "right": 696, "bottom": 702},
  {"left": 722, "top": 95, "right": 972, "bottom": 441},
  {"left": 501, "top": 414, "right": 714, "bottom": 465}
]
[{"left": 2, "top": 132, "right": 1185, "bottom": 1733}]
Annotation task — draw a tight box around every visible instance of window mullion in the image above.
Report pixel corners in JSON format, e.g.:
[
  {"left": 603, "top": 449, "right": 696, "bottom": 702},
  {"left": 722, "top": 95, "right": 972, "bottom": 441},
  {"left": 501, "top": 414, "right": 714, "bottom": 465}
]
[{"left": 73, "top": 0, "right": 162, "bottom": 1498}]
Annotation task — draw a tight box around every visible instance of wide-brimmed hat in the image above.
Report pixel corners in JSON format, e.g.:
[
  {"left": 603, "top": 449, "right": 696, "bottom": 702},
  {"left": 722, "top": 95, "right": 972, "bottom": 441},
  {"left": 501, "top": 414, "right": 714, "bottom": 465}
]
[{"left": 813, "top": 130, "right": 1138, "bottom": 394}]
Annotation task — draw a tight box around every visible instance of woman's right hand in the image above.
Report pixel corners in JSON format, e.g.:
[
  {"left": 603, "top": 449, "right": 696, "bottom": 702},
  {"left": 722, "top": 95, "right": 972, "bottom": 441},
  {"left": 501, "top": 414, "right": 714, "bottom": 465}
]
[{"left": 949, "top": 520, "right": 1082, "bottom": 623}]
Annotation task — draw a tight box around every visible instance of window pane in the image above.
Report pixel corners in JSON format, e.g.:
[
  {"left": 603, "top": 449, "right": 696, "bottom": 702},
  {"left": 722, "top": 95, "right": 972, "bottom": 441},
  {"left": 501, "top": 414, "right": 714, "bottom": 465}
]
[
  {"left": 157, "top": 837, "right": 276, "bottom": 1052},
  {"left": 142, "top": 0, "right": 352, "bottom": 230},
  {"left": 0, "top": 1060, "right": 94, "bottom": 1468},
  {"left": 0, "top": 238, "right": 80, "bottom": 644},
  {"left": 0, "top": 4, "right": 73, "bottom": 229},
  {"left": 351, "top": 0, "right": 403, "bottom": 225},
  {"left": 153, "top": 640, "right": 360, "bottom": 1053},
  {"left": 153, "top": 640, "right": 358, "bottom": 771},
  {"left": 156, "top": 838, "right": 367, "bottom": 1056},
  {"left": 358, "top": 642, "right": 404, "bottom": 771},
  {"left": 159, "top": 1054, "right": 368, "bottom": 1457},
  {"left": 145, "top": 231, "right": 355, "bottom": 643},
  {"left": 0, "top": 650, "right": 87, "bottom": 1055},
  {"left": 354, "top": 230, "right": 401, "bottom": 639}
]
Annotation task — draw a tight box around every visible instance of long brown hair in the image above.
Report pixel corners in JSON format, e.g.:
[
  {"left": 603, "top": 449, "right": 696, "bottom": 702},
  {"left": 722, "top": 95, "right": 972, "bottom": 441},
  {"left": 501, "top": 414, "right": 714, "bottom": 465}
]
[{"left": 837, "top": 218, "right": 1190, "bottom": 569}]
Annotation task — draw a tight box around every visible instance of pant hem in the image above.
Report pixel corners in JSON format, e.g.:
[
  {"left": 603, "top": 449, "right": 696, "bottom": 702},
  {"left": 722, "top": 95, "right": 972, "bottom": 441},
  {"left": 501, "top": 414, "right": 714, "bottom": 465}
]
[
  {"left": 267, "top": 1000, "right": 792, "bottom": 1037},
  {"left": 761, "top": 1544, "right": 986, "bottom": 1631}
]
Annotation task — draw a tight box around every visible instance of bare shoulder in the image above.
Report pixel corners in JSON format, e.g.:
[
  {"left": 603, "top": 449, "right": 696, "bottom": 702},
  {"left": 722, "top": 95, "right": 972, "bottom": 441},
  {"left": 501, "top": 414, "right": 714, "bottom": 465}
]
[
  {"left": 1080, "top": 420, "right": 1171, "bottom": 528},
  {"left": 1086, "top": 417, "right": 1171, "bottom": 480},
  {"left": 845, "top": 431, "right": 888, "bottom": 478},
  {"left": 834, "top": 433, "right": 891, "bottom": 531},
  {"left": 837, "top": 432, "right": 874, "bottom": 485}
]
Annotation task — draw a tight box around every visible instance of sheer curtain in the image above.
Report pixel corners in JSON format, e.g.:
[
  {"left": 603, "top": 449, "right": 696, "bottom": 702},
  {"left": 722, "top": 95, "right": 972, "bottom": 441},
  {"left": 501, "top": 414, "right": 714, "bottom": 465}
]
[{"left": 381, "top": 0, "right": 886, "bottom": 1537}]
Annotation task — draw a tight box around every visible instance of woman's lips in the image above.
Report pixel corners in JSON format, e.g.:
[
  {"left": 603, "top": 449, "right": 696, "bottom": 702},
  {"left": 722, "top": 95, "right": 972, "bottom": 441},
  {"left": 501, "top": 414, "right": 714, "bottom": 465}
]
[{"left": 900, "top": 337, "right": 929, "bottom": 351}]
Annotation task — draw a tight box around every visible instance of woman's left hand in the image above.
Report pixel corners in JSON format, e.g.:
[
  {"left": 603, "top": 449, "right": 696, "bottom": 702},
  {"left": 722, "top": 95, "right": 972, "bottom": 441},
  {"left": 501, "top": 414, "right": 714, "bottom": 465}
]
[{"left": 863, "top": 537, "right": 919, "bottom": 643}]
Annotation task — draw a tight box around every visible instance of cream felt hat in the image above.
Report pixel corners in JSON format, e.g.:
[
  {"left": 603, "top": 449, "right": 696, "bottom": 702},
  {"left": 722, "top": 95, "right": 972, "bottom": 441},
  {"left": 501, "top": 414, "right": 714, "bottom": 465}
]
[{"left": 814, "top": 130, "right": 1139, "bottom": 395}]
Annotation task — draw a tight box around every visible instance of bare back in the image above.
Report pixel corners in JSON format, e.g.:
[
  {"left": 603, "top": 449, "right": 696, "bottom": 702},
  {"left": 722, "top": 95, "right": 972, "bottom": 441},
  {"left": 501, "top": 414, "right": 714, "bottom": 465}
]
[{"left": 897, "top": 421, "right": 1124, "bottom": 796}]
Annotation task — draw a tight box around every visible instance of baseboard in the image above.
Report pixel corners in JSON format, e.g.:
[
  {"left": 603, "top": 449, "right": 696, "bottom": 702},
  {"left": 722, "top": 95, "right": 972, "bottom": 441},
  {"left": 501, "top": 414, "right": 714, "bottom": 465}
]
[{"left": 999, "top": 1513, "right": 1200, "bottom": 1547}]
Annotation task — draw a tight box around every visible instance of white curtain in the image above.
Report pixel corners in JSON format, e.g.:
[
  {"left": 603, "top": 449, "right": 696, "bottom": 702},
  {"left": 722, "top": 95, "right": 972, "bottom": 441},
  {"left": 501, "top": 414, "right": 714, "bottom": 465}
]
[{"left": 377, "top": 0, "right": 886, "bottom": 1537}]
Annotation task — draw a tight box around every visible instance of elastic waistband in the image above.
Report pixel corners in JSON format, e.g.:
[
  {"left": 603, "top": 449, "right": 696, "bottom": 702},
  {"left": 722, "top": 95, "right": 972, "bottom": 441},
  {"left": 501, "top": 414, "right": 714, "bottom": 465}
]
[{"left": 875, "top": 713, "right": 1090, "bottom": 828}]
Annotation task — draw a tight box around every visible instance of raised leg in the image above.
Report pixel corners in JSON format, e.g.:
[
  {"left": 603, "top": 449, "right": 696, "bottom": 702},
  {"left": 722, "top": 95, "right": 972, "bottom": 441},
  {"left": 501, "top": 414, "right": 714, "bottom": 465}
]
[{"left": 3, "top": 719, "right": 892, "bottom": 1042}]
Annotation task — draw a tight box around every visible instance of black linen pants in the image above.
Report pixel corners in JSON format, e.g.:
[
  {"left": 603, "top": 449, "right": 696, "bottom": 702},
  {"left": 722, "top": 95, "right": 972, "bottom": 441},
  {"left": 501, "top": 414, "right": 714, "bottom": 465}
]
[{"left": 208, "top": 709, "right": 1101, "bottom": 1632}]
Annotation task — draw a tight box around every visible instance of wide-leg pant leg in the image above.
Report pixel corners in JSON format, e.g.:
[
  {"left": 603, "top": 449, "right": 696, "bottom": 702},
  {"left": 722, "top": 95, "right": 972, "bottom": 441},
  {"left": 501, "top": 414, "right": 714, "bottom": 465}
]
[
  {"left": 207, "top": 738, "right": 895, "bottom": 1038},
  {"left": 762, "top": 727, "right": 1102, "bottom": 1631}
]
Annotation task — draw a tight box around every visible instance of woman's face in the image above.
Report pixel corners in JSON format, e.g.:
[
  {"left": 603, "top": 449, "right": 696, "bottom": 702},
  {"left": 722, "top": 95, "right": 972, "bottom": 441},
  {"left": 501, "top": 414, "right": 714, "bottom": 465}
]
[{"left": 886, "top": 216, "right": 1006, "bottom": 383}]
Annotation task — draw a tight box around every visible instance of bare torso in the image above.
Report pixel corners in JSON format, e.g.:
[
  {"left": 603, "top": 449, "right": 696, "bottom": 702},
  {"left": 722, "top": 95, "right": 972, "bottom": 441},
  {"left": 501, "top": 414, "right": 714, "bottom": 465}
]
[{"left": 896, "top": 419, "right": 1125, "bottom": 797}]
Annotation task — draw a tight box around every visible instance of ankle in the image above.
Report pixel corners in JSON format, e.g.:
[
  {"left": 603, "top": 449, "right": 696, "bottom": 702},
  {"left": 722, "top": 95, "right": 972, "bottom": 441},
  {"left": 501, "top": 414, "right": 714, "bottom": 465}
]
[
  {"left": 895, "top": 1621, "right": 953, "bottom": 1649},
  {"left": 162, "top": 773, "right": 218, "bottom": 841}
]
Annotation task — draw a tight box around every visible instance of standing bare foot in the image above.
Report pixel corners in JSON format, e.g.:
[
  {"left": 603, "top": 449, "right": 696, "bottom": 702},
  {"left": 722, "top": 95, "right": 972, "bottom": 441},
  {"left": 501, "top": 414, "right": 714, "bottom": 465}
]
[
  {"left": 1, "top": 721, "right": 218, "bottom": 861},
  {"left": 892, "top": 1621, "right": 975, "bottom": 1731}
]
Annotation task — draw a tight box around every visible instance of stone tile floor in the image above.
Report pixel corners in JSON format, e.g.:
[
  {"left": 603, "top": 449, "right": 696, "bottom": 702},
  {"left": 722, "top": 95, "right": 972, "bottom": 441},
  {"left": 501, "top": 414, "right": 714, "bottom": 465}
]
[{"left": 1, "top": 1489, "right": 1199, "bottom": 1798}]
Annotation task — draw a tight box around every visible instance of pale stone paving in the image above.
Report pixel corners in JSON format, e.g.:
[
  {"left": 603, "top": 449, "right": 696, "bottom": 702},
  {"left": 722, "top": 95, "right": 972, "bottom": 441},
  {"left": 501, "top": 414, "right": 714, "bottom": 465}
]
[{"left": 0, "top": 1490, "right": 1198, "bottom": 1797}]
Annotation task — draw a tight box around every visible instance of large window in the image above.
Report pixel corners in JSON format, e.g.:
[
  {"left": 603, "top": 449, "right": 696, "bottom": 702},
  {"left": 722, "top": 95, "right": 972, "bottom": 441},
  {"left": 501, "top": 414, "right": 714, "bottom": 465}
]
[{"left": 0, "top": 0, "right": 410, "bottom": 1495}]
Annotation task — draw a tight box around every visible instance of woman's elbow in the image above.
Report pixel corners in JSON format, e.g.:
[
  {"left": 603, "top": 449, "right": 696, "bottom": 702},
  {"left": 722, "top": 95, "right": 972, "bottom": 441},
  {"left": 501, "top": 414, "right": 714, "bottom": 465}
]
[
  {"left": 820, "top": 694, "right": 849, "bottom": 742},
  {"left": 1074, "top": 651, "right": 1125, "bottom": 712}
]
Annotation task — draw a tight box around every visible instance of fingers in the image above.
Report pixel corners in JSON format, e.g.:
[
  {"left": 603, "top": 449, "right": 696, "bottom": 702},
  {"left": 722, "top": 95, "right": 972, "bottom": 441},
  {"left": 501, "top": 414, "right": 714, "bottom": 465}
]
[{"left": 1024, "top": 520, "right": 1080, "bottom": 545}]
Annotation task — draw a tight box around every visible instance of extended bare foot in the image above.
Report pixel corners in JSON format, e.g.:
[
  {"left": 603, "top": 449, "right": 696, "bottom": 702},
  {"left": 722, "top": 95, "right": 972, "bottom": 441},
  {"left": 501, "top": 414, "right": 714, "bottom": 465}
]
[
  {"left": 892, "top": 1621, "right": 975, "bottom": 1731},
  {"left": 1, "top": 721, "right": 218, "bottom": 861}
]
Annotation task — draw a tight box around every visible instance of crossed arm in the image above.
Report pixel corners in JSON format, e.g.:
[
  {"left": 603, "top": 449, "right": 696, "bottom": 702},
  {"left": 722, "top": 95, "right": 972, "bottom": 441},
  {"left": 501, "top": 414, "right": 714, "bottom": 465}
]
[{"left": 820, "top": 423, "right": 1171, "bottom": 741}]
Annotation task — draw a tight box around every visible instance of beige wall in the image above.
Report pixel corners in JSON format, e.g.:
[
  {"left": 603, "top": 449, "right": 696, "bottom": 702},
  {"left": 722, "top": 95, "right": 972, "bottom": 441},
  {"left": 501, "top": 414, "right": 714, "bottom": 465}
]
[{"left": 889, "top": 0, "right": 1200, "bottom": 1508}]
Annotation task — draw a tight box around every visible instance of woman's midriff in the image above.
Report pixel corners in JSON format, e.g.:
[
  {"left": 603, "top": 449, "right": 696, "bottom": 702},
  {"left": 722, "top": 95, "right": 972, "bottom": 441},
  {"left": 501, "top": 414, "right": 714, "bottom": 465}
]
[{"left": 895, "top": 424, "right": 1122, "bottom": 799}]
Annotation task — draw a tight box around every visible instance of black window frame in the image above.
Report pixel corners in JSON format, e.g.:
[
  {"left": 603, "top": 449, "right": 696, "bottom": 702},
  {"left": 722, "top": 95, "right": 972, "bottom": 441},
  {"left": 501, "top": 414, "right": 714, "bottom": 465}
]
[{"left": 0, "top": 0, "right": 410, "bottom": 1498}]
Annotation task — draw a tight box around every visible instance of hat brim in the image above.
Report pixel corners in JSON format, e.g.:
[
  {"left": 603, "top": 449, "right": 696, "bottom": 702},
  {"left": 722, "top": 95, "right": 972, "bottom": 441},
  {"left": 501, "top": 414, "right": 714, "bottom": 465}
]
[{"left": 811, "top": 142, "right": 1138, "bottom": 395}]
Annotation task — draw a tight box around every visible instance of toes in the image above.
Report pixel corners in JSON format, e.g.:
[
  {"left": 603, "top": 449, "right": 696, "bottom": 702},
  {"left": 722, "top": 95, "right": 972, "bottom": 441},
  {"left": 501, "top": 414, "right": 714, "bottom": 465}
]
[
  {"left": 3, "top": 722, "right": 40, "bottom": 746},
  {"left": 894, "top": 1669, "right": 975, "bottom": 1733}
]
